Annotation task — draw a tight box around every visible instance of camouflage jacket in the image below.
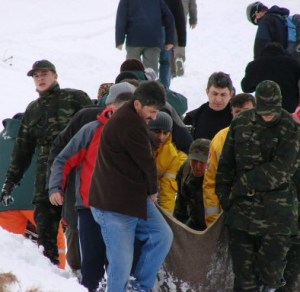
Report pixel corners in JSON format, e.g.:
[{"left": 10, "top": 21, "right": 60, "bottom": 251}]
[
  {"left": 5, "top": 83, "right": 92, "bottom": 203},
  {"left": 173, "top": 161, "right": 206, "bottom": 231},
  {"left": 216, "top": 109, "right": 300, "bottom": 236}
]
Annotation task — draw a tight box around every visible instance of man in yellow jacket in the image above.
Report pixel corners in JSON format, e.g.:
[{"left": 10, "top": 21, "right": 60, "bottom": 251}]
[
  {"left": 203, "top": 93, "right": 256, "bottom": 225},
  {"left": 149, "top": 111, "right": 187, "bottom": 212}
]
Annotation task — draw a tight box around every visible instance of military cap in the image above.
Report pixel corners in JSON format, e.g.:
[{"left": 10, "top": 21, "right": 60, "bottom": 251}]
[
  {"left": 255, "top": 80, "right": 282, "bottom": 116},
  {"left": 27, "top": 60, "right": 56, "bottom": 76},
  {"left": 188, "top": 138, "right": 210, "bottom": 162},
  {"left": 148, "top": 111, "right": 173, "bottom": 132}
]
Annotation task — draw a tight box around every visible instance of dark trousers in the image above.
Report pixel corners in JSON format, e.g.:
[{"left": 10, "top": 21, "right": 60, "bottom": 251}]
[
  {"left": 34, "top": 202, "right": 62, "bottom": 265},
  {"left": 276, "top": 237, "right": 300, "bottom": 292},
  {"left": 229, "top": 228, "right": 291, "bottom": 291},
  {"left": 78, "top": 208, "right": 107, "bottom": 292},
  {"left": 65, "top": 226, "right": 81, "bottom": 271}
]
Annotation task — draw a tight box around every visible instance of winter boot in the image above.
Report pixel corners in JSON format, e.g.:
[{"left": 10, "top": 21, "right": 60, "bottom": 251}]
[
  {"left": 175, "top": 58, "right": 184, "bottom": 77},
  {"left": 259, "top": 285, "right": 276, "bottom": 292},
  {"left": 128, "top": 279, "right": 151, "bottom": 292}
]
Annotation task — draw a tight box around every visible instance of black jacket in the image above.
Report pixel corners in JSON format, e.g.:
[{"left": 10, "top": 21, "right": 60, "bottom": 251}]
[
  {"left": 254, "top": 5, "right": 289, "bottom": 59},
  {"left": 241, "top": 47, "right": 300, "bottom": 113},
  {"left": 183, "top": 102, "right": 232, "bottom": 140},
  {"left": 164, "top": 0, "right": 186, "bottom": 47},
  {"left": 89, "top": 101, "right": 157, "bottom": 219}
]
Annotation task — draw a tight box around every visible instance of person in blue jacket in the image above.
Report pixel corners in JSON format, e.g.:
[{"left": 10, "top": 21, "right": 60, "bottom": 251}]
[
  {"left": 246, "top": 2, "right": 289, "bottom": 59},
  {"left": 115, "top": 0, "right": 175, "bottom": 75}
]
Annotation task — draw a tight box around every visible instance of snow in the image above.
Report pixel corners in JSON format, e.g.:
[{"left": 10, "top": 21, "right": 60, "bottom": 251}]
[
  {"left": 0, "top": 0, "right": 298, "bottom": 291},
  {"left": 0, "top": 227, "right": 85, "bottom": 291}
]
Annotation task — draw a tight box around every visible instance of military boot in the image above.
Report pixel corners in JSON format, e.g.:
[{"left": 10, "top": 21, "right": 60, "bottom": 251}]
[{"left": 259, "top": 286, "right": 276, "bottom": 292}]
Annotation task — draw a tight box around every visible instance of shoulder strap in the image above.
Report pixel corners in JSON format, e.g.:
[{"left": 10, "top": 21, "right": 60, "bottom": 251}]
[{"left": 181, "top": 161, "right": 191, "bottom": 185}]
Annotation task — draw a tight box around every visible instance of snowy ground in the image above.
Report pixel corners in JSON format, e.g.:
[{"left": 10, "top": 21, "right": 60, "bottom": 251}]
[
  {"left": 0, "top": 227, "right": 86, "bottom": 291},
  {"left": 0, "top": 0, "right": 299, "bottom": 291}
]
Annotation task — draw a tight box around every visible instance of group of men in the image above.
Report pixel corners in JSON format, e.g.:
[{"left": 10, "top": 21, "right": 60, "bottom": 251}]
[
  {"left": 1, "top": 1, "right": 300, "bottom": 292},
  {"left": 0, "top": 57, "right": 189, "bottom": 291}
]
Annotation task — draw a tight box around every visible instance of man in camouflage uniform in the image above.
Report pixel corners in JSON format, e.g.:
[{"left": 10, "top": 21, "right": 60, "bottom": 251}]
[
  {"left": 215, "top": 80, "right": 300, "bottom": 292},
  {"left": 173, "top": 138, "right": 210, "bottom": 231},
  {"left": 277, "top": 108, "right": 300, "bottom": 292},
  {"left": 0, "top": 60, "right": 92, "bottom": 265}
]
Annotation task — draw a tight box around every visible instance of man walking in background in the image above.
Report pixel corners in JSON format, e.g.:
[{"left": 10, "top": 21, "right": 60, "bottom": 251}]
[
  {"left": 115, "top": 0, "right": 175, "bottom": 75},
  {"left": 173, "top": 0, "right": 198, "bottom": 77},
  {"left": 246, "top": 2, "right": 289, "bottom": 59},
  {"left": 159, "top": 0, "right": 186, "bottom": 88},
  {"left": 241, "top": 42, "right": 300, "bottom": 113}
]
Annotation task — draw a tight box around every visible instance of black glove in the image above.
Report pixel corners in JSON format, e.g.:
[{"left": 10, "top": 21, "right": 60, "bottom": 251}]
[
  {"left": 0, "top": 183, "right": 14, "bottom": 207},
  {"left": 219, "top": 195, "right": 232, "bottom": 211}
]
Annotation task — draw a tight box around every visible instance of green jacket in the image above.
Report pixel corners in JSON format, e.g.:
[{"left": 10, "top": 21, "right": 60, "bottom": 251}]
[
  {"left": 0, "top": 118, "right": 36, "bottom": 210},
  {"left": 216, "top": 109, "right": 300, "bottom": 236},
  {"left": 173, "top": 160, "right": 206, "bottom": 230},
  {"left": 4, "top": 83, "right": 92, "bottom": 203},
  {"left": 98, "top": 70, "right": 188, "bottom": 116}
]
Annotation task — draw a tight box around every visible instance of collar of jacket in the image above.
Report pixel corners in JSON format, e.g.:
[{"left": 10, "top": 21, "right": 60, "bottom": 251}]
[
  {"left": 248, "top": 108, "right": 282, "bottom": 126},
  {"left": 97, "top": 106, "right": 115, "bottom": 124},
  {"left": 154, "top": 134, "right": 173, "bottom": 156},
  {"left": 37, "top": 82, "right": 60, "bottom": 98}
]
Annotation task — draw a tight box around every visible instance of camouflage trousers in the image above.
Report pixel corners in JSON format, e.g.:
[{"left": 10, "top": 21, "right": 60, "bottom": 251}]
[
  {"left": 229, "top": 228, "right": 291, "bottom": 292},
  {"left": 34, "top": 202, "right": 62, "bottom": 265},
  {"left": 276, "top": 237, "right": 300, "bottom": 292}
]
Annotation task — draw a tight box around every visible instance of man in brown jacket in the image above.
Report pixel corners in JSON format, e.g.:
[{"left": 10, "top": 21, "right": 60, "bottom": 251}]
[{"left": 89, "top": 81, "right": 173, "bottom": 292}]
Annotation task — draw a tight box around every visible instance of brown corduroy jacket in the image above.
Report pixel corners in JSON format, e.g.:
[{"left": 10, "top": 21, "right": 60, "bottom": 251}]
[{"left": 88, "top": 101, "right": 157, "bottom": 219}]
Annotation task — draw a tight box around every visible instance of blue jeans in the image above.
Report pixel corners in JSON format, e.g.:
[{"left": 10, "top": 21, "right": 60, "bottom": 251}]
[
  {"left": 78, "top": 208, "right": 107, "bottom": 291},
  {"left": 91, "top": 198, "right": 173, "bottom": 292},
  {"left": 159, "top": 48, "right": 172, "bottom": 88},
  {"left": 159, "top": 28, "right": 172, "bottom": 88}
]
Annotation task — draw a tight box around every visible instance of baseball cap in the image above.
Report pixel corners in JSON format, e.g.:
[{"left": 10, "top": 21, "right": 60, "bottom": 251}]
[
  {"left": 188, "top": 138, "right": 210, "bottom": 162},
  {"left": 255, "top": 80, "right": 282, "bottom": 116},
  {"left": 27, "top": 60, "right": 56, "bottom": 76}
]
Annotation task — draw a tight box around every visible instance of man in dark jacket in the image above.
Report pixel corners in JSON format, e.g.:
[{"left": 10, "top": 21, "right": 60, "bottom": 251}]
[
  {"left": 159, "top": 0, "right": 186, "bottom": 88},
  {"left": 115, "top": 0, "right": 175, "bottom": 75},
  {"left": 241, "top": 42, "right": 300, "bottom": 113},
  {"left": 172, "top": 0, "right": 198, "bottom": 77},
  {"left": 183, "top": 72, "right": 234, "bottom": 140},
  {"left": 216, "top": 80, "right": 300, "bottom": 291},
  {"left": 246, "top": 2, "right": 289, "bottom": 59},
  {"left": 89, "top": 81, "right": 173, "bottom": 292},
  {"left": 0, "top": 60, "right": 92, "bottom": 266},
  {"left": 173, "top": 138, "right": 210, "bottom": 231}
]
